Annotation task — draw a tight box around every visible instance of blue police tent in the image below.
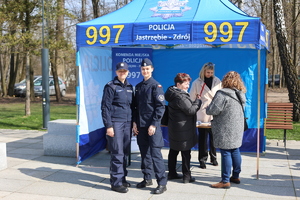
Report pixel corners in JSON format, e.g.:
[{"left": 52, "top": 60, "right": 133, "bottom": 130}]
[{"left": 76, "top": 0, "right": 270, "bottom": 164}]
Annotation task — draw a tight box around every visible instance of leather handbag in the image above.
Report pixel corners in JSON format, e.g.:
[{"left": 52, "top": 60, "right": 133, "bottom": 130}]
[{"left": 235, "top": 91, "right": 248, "bottom": 131}]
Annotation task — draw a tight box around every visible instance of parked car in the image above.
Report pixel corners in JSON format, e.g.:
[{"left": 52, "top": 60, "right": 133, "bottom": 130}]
[
  {"left": 14, "top": 76, "right": 41, "bottom": 97},
  {"left": 268, "top": 74, "right": 280, "bottom": 86},
  {"left": 14, "top": 76, "right": 66, "bottom": 97}
]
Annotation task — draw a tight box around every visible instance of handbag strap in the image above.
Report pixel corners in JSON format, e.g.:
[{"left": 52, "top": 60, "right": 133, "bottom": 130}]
[
  {"left": 199, "top": 83, "right": 206, "bottom": 96},
  {"left": 234, "top": 91, "right": 245, "bottom": 112}
]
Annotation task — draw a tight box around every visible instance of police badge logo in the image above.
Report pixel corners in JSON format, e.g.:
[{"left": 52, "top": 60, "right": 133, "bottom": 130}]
[
  {"left": 150, "top": 0, "right": 191, "bottom": 20},
  {"left": 158, "top": 94, "right": 165, "bottom": 101}
]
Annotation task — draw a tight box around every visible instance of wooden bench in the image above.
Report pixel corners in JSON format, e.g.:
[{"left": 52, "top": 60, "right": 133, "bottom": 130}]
[{"left": 265, "top": 103, "right": 293, "bottom": 147}]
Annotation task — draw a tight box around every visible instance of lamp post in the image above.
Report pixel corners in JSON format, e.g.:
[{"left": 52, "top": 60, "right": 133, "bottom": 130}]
[{"left": 41, "top": 0, "right": 50, "bottom": 129}]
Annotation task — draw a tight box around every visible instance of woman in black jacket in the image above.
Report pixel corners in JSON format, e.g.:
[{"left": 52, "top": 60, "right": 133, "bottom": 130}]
[{"left": 165, "top": 73, "right": 202, "bottom": 183}]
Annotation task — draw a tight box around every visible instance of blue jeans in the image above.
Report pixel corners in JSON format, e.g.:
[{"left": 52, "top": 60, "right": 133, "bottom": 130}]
[{"left": 220, "top": 148, "right": 242, "bottom": 183}]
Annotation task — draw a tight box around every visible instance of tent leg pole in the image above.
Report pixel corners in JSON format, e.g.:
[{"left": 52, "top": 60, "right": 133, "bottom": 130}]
[
  {"left": 256, "top": 50, "right": 261, "bottom": 180},
  {"left": 76, "top": 57, "right": 80, "bottom": 167}
]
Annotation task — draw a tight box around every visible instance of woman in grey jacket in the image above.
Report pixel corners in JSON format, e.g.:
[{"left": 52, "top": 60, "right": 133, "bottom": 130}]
[
  {"left": 206, "top": 71, "right": 246, "bottom": 189},
  {"left": 165, "top": 73, "right": 201, "bottom": 183}
]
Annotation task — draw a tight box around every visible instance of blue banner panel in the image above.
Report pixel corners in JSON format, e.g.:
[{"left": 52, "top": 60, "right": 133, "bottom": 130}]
[
  {"left": 193, "top": 20, "right": 260, "bottom": 45},
  {"left": 78, "top": 128, "right": 107, "bottom": 164},
  {"left": 76, "top": 23, "right": 134, "bottom": 47},
  {"left": 76, "top": 0, "right": 269, "bottom": 49},
  {"left": 152, "top": 48, "right": 267, "bottom": 129},
  {"left": 78, "top": 47, "right": 112, "bottom": 163},
  {"left": 112, "top": 48, "right": 153, "bottom": 86},
  {"left": 162, "top": 127, "right": 264, "bottom": 153},
  {"left": 133, "top": 22, "right": 192, "bottom": 44},
  {"left": 259, "top": 22, "right": 270, "bottom": 50},
  {"left": 240, "top": 128, "right": 265, "bottom": 152}
]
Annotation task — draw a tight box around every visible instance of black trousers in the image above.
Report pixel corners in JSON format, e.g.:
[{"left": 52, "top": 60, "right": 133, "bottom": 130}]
[
  {"left": 106, "top": 121, "right": 131, "bottom": 187},
  {"left": 168, "top": 148, "right": 191, "bottom": 178},
  {"left": 198, "top": 128, "right": 217, "bottom": 163},
  {"left": 137, "top": 127, "right": 167, "bottom": 186}
]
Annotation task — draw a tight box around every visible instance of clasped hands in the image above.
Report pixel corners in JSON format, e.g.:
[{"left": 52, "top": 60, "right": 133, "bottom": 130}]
[{"left": 133, "top": 122, "right": 156, "bottom": 136}]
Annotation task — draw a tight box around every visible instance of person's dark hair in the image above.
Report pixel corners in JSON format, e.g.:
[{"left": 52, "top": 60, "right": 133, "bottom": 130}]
[{"left": 174, "top": 73, "right": 191, "bottom": 85}]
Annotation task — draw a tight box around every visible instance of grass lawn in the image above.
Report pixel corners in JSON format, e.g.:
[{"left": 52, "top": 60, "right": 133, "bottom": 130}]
[
  {"left": 265, "top": 122, "right": 300, "bottom": 141},
  {"left": 0, "top": 101, "right": 299, "bottom": 141},
  {"left": 0, "top": 102, "right": 76, "bottom": 130}
]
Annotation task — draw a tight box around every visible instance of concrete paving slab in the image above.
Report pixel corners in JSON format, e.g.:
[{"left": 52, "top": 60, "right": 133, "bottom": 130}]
[
  {"left": 0, "top": 191, "right": 12, "bottom": 198},
  {"left": 42, "top": 171, "right": 103, "bottom": 186},
  {"left": 6, "top": 142, "right": 32, "bottom": 148},
  {"left": 224, "top": 195, "right": 296, "bottom": 200},
  {"left": 6, "top": 153, "right": 42, "bottom": 160},
  {"left": 32, "top": 156, "right": 77, "bottom": 165},
  {"left": 1, "top": 193, "right": 74, "bottom": 200},
  {"left": 7, "top": 148, "right": 44, "bottom": 156},
  {"left": 0, "top": 168, "right": 54, "bottom": 181},
  {"left": 17, "top": 181, "right": 92, "bottom": 198},
  {"left": 1, "top": 129, "right": 300, "bottom": 199},
  {"left": 0, "top": 178, "right": 34, "bottom": 192},
  {"left": 226, "top": 184, "right": 296, "bottom": 198}
]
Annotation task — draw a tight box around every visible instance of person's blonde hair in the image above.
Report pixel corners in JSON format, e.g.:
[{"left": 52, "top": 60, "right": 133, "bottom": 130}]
[
  {"left": 222, "top": 71, "right": 246, "bottom": 92},
  {"left": 199, "top": 62, "right": 215, "bottom": 80}
]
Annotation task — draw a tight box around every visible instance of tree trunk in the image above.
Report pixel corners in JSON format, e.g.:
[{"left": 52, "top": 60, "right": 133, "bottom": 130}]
[
  {"left": 273, "top": 0, "right": 300, "bottom": 121},
  {"left": 92, "top": 0, "right": 100, "bottom": 18},
  {"left": 0, "top": 48, "right": 9, "bottom": 97},
  {"left": 7, "top": 46, "right": 15, "bottom": 96},
  {"left": 292, "top": 0, "right": 298, "bottom": 67},
  {"left": 53, "top": 0, "right": 64, "bottom": 103},
  {"left": 81, "top": 0, "right": 87, "bottom": 22},
  {"left": 25, "top": 52, "right": 30, "bottom": 116},
  {"left": 238, "top": 0, "right": 243, "bottom": 10},
  {"left": 270, "top": 0, "right": 276, "bottom": 89},
  {"left": 0, "top": 55, "right": 6, "bottom": 97}
]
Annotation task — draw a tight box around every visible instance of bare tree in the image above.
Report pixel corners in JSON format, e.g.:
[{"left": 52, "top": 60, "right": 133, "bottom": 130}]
[
  {"left": 52, "top": 0, "right": 65, "bottom": 103},
  {"left": 82, "top": 0, "right": 87, "bottom": 22},
  {"left": 92, "top": 0, "right": 100, "bottom": 18},
  {"left": 292, "top": 0, "right": 299, "bottom": 68},
  {"left": 230, "top": 0, "right": 243, "bottom": 9},
  {"left": 273, "top": 0, "right": 300, "bottom": 121},
  {"left": 25, "top": 52, "right": 31, "bottom": 116}
]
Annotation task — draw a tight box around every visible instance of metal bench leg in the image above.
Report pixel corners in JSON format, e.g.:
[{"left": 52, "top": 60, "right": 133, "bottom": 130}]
[{"left": 283, "top": 129, "right": 286, "bottom": 148}]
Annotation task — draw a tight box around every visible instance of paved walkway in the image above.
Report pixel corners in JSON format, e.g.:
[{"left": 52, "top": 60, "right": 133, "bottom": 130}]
[{"left": 0, "top": 129, "right": 299, "bottom": 200}]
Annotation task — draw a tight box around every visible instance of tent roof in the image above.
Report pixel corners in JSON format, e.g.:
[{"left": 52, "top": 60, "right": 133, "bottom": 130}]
[{"left": 76, "top": 0, "right": 269, "bottom": 49}]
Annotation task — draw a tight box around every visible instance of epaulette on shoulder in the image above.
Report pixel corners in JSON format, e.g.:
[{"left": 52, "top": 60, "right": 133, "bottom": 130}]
[{"left": 107, "top": 81, "right": 117, "bottom": 91}]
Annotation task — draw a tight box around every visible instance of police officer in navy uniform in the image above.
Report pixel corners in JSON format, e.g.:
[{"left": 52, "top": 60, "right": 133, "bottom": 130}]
[
  {"left": 133, "top": 58, "right": 167, "bottom": 194},
  {"left": 101, "top": 62, "right": 134, "bottom": 193}
]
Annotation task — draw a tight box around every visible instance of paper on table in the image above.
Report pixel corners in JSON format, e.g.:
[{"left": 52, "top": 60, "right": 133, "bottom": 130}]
[{"left": 196, "top": 121, "right": 211, "bottom": 126}]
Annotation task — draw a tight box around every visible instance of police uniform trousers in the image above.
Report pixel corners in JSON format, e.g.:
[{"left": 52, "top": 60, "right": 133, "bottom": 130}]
[
  {"left": 198, "top": 128, "right": 217, "bottom": 163},
  {"left": 168, "top": 148, "right": 191, "bottom": 179},
  {"left": 106, "top": 121, "right": 131, "bottom": 187},
  {"left": 137, "top": 127, "right": 167, "bottom": 186}
]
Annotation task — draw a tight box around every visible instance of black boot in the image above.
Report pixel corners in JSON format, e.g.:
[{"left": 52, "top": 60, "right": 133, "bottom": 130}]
[{"left": 200, "top": 161, "right": 206, "bottom": 169}]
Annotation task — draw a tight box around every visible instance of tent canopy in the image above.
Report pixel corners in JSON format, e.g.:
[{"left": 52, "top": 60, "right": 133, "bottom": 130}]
[
  {"left": 75, "top": 0, "right": 269, "bottom": 163},
  {"left": 76, "top": 0, "right": 269, "bottom": 49}
]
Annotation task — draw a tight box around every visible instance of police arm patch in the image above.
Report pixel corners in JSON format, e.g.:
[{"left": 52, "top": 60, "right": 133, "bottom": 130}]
[{"left": 157, "top": 94, "right": 165, "bottom": 101}]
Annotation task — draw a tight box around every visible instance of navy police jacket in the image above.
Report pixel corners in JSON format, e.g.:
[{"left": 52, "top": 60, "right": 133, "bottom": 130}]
[
  {"left": 101, "top": 76, "right": 134, "bottom": 128},
  {"left": 134, "top": 77, "right": 165, "bottom": 128}
]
